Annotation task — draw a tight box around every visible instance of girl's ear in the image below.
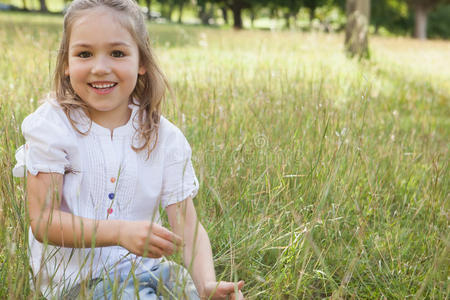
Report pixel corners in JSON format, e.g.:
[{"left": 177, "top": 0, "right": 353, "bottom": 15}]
[
  {"left": 138, "top": 66, "right": 146, "bottom": 75},
  {"left": 64, "top": 66, "right": 69, "bottom": 76}
]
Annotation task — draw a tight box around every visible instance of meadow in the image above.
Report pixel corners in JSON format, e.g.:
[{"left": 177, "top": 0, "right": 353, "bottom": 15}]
[{"left": 0, "top": 11, "right": 449, "bottom": 299}]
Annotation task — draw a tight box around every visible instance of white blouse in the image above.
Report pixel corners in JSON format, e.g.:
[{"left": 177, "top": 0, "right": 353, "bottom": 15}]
[{"left": 13, "top": 99, "right": 199, "bottom": 298}]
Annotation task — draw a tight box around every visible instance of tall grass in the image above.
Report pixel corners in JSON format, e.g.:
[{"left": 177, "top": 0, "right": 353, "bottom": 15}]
[{"left": 0, "top": 12, "right": 449, "bottom": 299}]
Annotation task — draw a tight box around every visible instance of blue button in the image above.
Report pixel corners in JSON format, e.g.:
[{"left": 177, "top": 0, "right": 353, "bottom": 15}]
[
  {"left": 108, "top": 193, "right": 115, "bottom": 200},
  {"left": 151, "top": 265, "right": 159, "bottom": 271}
]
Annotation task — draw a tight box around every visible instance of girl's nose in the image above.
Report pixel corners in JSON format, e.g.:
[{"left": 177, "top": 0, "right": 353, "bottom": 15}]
[{"left": 91, "top": 56, "right": 111, "bottom": 75}]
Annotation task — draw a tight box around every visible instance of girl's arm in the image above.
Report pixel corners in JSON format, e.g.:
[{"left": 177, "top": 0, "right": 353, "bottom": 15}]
[
  {"left": 27, "top": 172, "right": 119, "bottom": 248},
  {"left": 166, "top": 197, "right": 244, "bottom": 299},
  {"left": 27, "top": 172, "right": 180, "bottom": 256}
]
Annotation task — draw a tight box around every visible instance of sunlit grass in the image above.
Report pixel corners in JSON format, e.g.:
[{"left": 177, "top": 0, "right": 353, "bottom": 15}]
[{"left": 0, "top": 12, "right": 449, "bottom": 299}]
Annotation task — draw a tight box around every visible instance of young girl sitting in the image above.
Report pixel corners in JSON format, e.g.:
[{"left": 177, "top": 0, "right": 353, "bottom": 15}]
[{"left": 13, "top": 0, "right": 244, "bottom": 298}]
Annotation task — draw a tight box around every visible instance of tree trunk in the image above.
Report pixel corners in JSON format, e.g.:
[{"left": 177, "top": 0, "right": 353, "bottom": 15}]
[
  {"left": 221, "top": 6, "right": 228, "bottom": 25},
  {"left": 199, "top": 3, "right": 209, "bottom": 25},
  {"left": 145, "top": 0, "right": 151, "bottom": 19},
  {"left": 168, "top": 2, "right": 175, "bottom": 22},
  {"left": 345, "top": 0, "right": 371, "bottom": 58},
  {"left": 374, "top": 22, "right": 379, "bottom": 34},
  {"left": 208, "top": 3, "right": 216, "bottom": 25},
  {"left": 284, "top": 12, "right": 291, "bottom": 29},
  {"left": 270, "top": 7, "right": 276, "bottom": 19},
  {"left": 293, "top": 12, "right": 298, "bottom": 29},
  {"left": 231, "top": 3, "right": 243, "bottom": 29},
  {"left": 39, "top": 0, "right": 48, "bottom": 12},
  {"left": 178, "top": 2, "right": 184, "bottom": 23},
  {"left": 250, "top": 9, "right": 256, "bottom": 28},
  {"left": 308, "top": 6, "right": 316, "bottom": 24},
  {"left": 413, "top": 5, "right": 428, "bottom": 40}
]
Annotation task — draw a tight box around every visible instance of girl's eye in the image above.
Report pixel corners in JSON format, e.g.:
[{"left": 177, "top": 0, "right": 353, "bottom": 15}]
[
  {"left": 111, "top": 50, "right": 125, "bottom": 58},
  {"left": 77, "top": 51, "right": 92, "bottom": 58}
]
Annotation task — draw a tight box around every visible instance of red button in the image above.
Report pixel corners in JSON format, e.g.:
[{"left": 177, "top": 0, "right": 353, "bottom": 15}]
[
  {"left": 107, "top": 208, "right": 113, "bottom": 214},
  {"left": 110, "top": 177, "right": 116, "bottom": 183}
]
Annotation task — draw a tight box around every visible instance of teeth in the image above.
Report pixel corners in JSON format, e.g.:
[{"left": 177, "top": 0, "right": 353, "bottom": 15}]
[{"left": 91, "top": 83, "right": 115, "bottom": 89}]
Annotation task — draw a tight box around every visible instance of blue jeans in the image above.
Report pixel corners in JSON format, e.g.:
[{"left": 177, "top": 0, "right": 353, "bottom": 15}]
[{"left": 92, "top": 261, "right": 200, "bottom": 300}]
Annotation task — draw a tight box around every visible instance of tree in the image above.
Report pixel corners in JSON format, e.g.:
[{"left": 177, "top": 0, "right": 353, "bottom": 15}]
[
  {"left": 39, "top": 0, "right": 48, "bottom": 12},
  {"left": 197, "top": 0, "right": 214, "bottom": 25},
  {"left": 175, "top": 0, "right": 188, "bottom": 23},
  {"left": 167, "top": 0, "right": 175, "bottom": 21},
  {"left": 278, "top": 0, "right": 303, "bottom": 29},
  {"left": 144, "top": 0, "right": 152, "bottom": 19},
  {"left": 248, "top": 1, "right": 267, "bottom": 28},
  {"left": 370, "top": 0, "right": 408, "bottom": 35},
  {"left": 221, "top": 5, "right": 229, "bottom": 24},
  {"left": 345, "top": 0, "right": 370, "bottom": 58},
  {"left": 406, "top": 0, "right": 450, "bottom": 39},
  {"left": 157, "top": 0, "right": 185, "bottom": 22},
  {"left": 228, "top": 0, "right": 248, "bottom": 29},
  {"left": 303, "top": 0, "right": 327, "bottom": 24},
  {"left": 214, "top": 0, "right": 262, "bottom": 29}
]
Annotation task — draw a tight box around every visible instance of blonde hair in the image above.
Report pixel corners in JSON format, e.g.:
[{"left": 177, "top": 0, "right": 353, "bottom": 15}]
[{"left": 54, "top": 0, "right": 168, "bottom": 156}]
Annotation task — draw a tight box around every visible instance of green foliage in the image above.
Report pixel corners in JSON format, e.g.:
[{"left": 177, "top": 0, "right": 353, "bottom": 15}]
[
  {"left": 428, "top": 4, "right": 450, "bottom": 38},
  {"left": 0, "top": 12, "right": 449, "bottom": 298},
  {"left": 371, "top": 0, "right": 410, "bottom": 34}
]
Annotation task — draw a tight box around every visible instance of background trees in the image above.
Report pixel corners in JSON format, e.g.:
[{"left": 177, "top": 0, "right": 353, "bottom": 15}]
[
  {"left": 406, "top": 0, "right": 450, "bottom": 39},
  {"left": 5, "top": 0, "right": 450, "bottom": 39},
  {"left": 277, "top": 0, "right": 302, "bottom": 29},
  {"left": 219, "top": 0, "right": 266, "bottom": 29},
  {"left": 303, "top": 0, "right": 327, "bottom": 24}
]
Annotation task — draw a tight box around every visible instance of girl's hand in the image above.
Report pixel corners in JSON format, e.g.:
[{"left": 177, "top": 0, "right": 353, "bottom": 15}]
[
  {"left": 117, "top": 220, "right": 183, "bottom": 258},
  {"left": 202, "top": 280, "right": 245, "bottom": 300}
]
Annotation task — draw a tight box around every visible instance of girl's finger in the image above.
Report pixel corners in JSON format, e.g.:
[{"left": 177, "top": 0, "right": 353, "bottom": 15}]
[
  {"left": 218, "top": 281, "right": 244, "bottom": 294},
  {"left": 150, "top": 234, "right": 176, "bottom": 255},
  {"left": 224, "top": 281, "right": 245, "bottom": 298},
  {"left": 231, "top": 280, "right": 245, "bottom": 291},
  {"left": 145, "top": 245, "right": 164, "bottom": 258},
  {"left": 153, "top": 224, "right": 183, "bottom": 246},
  {"left": 237, "top": 280, "right": 245, "bottom": 290}
]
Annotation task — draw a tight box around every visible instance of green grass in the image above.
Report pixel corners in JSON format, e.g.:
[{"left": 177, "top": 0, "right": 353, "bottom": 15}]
[{"left": 1, "top": 11, "right": 449, "bottom": 299}]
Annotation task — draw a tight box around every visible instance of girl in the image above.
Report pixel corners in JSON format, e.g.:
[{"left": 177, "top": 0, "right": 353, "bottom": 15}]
[{"left": 13, "top": 0, "right": 244, "bottom": 299}]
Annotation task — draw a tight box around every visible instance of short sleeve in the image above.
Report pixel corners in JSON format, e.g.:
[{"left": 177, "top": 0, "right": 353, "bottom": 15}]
[
  {"left": 12, "top": 105, "right": 74, "bottom": 177},
  {"left": 160, "top": 128, "right": 199, "bottom": 208}
]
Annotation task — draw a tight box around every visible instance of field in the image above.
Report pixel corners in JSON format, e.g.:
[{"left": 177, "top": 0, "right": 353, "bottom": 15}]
[{"left": 0, "top": 11, "right": 449, "bottom": 299}]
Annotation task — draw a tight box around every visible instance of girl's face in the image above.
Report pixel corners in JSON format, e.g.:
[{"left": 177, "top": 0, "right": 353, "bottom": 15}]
[{"left": 65, "top": 8, "right": 146, "bottom": 124}]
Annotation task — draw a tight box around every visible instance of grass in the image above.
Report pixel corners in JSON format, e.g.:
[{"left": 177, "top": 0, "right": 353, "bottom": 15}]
[{"left": 0, "top": 11, "right": 449, "bottom": 299}]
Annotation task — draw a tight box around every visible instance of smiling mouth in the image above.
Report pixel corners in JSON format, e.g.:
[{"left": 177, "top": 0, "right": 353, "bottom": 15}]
[{"left": 88, "top": 82, "right": 118, "bottom": 89}]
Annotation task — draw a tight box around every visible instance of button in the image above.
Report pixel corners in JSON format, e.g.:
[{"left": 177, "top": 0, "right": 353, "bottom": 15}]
[
  {"left": 108, "top": 193, "right": 115, "bottom": 200},
  {"left": 151, "top": 265, "right": 159, "bottom": 271},
  {"left": 110, "top": 177, "right": 116, "bottom": 183},
  {"left": 107, "top": 208, "right": 113, "bottom": 215}
]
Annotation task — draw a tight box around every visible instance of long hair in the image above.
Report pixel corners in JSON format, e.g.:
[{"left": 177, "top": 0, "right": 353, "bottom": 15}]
[{"left": 54, "top": 0, "right": 169, "bottom": 157}]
